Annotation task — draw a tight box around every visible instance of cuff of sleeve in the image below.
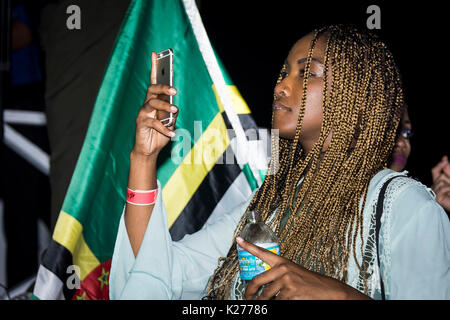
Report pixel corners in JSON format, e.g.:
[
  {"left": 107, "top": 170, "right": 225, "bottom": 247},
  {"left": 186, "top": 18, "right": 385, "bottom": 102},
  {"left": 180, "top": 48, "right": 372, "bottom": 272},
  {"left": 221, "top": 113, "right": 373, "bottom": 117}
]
[
  {"left": 110, "top": 179, "right": 175, "bottom": 299},
  {"left": 129, "top": 179, "right": 174, "bottom": 287}
]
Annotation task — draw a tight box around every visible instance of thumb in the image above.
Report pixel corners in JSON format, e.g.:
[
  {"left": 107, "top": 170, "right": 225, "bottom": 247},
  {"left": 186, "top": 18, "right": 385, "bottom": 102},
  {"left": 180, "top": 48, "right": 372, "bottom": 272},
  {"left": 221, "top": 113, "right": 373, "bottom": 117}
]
[{"left": 150, "top": 51, "right": 158, "bottom": 85}]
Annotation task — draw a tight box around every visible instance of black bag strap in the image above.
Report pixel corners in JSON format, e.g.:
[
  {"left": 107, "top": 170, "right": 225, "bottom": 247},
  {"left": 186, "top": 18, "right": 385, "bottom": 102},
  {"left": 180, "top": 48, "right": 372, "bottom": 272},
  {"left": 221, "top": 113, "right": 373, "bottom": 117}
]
[{"left": 375, "top": 174, "right": 403, "bottom": 300}]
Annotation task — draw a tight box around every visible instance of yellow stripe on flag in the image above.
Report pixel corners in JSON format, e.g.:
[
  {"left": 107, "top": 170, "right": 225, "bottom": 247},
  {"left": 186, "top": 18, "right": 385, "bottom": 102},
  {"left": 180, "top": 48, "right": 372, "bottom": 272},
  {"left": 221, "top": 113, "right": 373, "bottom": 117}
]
[
  {"left": 163, "top": 112, "right": 229, "bottom": 227},
  {"left": 53, "top": 211, "right": 100, "bottom": 280},
  {"left": 212, "top": 85, "right": 251, "bottom": 114},
  {"left": 162, "top": 85, "right": 250, "bottom": 227},
  {"left": 72, "top": 235, "right": 100, "bottom": 281}
]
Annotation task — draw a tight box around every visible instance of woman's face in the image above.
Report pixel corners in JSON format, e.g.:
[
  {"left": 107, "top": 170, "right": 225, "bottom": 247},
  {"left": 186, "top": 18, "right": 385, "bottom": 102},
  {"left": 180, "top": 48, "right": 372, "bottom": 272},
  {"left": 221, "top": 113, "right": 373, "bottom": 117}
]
[
  {"left": 272, "top": 33, "right": 330, "bottom": 153},
  {"left": 389, "top": 108, "right": 412, "bottom": 172}
]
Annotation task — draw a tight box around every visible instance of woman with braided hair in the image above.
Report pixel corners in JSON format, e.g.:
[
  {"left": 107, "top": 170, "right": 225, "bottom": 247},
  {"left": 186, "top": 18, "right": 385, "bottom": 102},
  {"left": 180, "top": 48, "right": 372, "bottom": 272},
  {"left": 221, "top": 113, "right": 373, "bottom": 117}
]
[{"left": 110, "top": 25, "right": 450, "bottom": 300}]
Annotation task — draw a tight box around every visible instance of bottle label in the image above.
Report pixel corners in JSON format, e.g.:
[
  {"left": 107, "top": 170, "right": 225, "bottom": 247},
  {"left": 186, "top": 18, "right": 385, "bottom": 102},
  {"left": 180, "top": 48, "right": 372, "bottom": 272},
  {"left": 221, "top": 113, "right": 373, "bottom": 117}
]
[{"left": 237, "top": 243, "right": 280, "bottom": 281}]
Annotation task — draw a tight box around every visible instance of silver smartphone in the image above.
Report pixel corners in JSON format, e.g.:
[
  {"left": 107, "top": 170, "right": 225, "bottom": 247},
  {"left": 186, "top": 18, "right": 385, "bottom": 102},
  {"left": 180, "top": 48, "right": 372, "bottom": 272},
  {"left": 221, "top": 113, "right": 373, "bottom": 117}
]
[{"left": 156, "top": 49, "right": 174, "bottom": 127}]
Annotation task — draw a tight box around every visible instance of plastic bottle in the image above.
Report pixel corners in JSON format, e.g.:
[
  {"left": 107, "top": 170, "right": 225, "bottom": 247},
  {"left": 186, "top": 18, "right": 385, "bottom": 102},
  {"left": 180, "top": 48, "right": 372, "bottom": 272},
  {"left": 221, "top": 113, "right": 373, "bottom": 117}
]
[{"left": 236, "top": 210, "right": 280, "bottom": 296}]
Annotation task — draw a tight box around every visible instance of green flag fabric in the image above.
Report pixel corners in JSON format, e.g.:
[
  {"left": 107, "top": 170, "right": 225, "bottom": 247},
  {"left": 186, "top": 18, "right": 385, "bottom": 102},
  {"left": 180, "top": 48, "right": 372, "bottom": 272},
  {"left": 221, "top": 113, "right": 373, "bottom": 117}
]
[{"left": 33, "top": 0, "right": 268, "bottom": 300}]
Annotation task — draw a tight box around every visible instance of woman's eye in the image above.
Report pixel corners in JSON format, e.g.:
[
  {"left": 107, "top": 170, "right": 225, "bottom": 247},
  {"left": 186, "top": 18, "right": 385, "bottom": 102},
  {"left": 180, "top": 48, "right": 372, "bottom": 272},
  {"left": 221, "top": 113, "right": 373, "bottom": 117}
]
[{"left": 299, "top": 69, "right": 315, "bottom": 77}]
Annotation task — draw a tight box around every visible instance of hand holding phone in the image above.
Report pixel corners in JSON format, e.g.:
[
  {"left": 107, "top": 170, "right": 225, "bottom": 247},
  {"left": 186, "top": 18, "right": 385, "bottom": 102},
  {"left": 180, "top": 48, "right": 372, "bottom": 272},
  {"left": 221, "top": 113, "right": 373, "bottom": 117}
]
[{"left": 132, "top": 51, "right": 178, "bottom": 158}]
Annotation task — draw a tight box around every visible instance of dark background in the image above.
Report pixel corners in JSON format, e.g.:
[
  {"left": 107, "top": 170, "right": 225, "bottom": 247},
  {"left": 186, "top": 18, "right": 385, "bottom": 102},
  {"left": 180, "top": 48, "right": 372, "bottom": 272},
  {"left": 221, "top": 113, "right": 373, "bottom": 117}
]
[{"left": 199, "top": 0, "right": 449, "bottom": 187}]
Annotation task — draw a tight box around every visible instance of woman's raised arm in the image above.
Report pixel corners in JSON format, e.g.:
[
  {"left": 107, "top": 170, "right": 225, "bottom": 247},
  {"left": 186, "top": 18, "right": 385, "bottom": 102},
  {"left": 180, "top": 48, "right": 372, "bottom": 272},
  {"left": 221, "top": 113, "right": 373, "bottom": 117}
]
[{"left": 125, "top": 51, "right": 178, "bottom": 257}]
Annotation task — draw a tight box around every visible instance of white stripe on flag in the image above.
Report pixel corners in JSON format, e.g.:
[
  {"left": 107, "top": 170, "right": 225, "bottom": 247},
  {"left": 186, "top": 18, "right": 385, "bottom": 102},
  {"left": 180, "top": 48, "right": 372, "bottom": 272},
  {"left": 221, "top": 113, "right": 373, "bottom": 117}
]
[
  {"left": 183, "top": 0, "right": 258, "bottom": 180},
  {"left": 33, "top": 265, "right": 65, "bottom": 300}
]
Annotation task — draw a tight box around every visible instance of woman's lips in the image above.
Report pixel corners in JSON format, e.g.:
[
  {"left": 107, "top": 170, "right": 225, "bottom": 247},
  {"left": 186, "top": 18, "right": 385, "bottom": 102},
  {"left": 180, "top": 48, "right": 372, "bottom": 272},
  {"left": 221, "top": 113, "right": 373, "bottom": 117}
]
[
  {"left": 392, "top": 153, "right": 407, "bottom": 167},
  {"left": 272, "top": 102, "right": 292, "bottom": 111}
]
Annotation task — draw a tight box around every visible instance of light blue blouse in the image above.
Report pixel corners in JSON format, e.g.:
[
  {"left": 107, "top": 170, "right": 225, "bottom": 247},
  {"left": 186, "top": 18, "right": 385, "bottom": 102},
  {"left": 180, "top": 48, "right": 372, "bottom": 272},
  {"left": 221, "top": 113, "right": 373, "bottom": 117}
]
[{"left": 110, "top": 168, "right": 450, "bottom": 300}]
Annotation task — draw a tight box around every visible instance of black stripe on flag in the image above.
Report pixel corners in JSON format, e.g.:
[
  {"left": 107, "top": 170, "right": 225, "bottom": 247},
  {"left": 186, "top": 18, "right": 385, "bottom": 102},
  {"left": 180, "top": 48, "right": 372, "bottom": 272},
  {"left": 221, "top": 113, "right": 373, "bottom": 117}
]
[
  {"left": 169, "top": 112, "right": 261, "bottom": 241},
  {"left": 40, "top": 240, "right": 77, "bottom": 299},
  {"left": 221, "top": 112, "right": 260, "bottom": 136},
  {"left": 169, "top": 147, "right": 242, "bottom": 241}
]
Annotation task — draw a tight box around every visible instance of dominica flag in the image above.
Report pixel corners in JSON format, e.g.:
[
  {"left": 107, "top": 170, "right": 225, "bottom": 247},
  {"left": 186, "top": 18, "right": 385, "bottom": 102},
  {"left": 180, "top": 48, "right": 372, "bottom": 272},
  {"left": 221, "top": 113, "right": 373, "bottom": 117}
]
[{"left": 32, "top": 0, "right": 269, "bottom": 300}]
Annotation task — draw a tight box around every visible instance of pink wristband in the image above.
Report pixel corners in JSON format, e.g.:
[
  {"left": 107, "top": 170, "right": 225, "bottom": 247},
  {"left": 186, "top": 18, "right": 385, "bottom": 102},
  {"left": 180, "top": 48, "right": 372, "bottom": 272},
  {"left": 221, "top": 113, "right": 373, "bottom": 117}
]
[{"left": 126, "top": 188, "right": 158, "bottom": 206}]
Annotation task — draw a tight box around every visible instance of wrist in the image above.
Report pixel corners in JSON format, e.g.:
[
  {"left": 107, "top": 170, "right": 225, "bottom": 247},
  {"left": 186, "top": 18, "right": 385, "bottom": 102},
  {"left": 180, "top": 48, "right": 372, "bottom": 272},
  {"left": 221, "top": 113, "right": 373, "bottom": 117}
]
[
  {"left": 130, "top": 149, "right": 158, "bottom": 164},
  {"left": 128, "top": 149, "right": 158, "bottom": 191}
]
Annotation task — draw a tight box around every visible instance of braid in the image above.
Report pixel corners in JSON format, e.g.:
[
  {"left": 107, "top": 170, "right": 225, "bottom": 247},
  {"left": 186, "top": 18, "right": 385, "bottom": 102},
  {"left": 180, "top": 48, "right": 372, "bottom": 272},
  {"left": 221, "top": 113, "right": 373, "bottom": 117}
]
[{"left": 204, "top": 25, "right": 404, "bottom": 299}]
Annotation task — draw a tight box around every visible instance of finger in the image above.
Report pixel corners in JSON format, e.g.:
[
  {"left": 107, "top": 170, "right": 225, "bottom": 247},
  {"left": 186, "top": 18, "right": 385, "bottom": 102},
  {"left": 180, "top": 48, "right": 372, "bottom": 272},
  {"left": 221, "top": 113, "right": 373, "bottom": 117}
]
[
  {"left": 274, "top": 289, "right": 293, "bottom": 300},
  {"left": 432, "top": 158, "right": 448, "bottom": 181},
  {"left": 236, "top": 236, "right": 281, "bottom": 267},
  {"left": 433, "top": 182, "right": 443, "bottom": 195},
  {"left": 433, "top": 185, "right": 449, "bottom": 203},
  {"left": 256, "top": 281, "right": 283, "bottom": 300},
  {"left": 436, "top": 187, "right": 450, "bottom": 211},
  {"left": 144, "top": 98, "right": 178, "bottom": 114},
  {"left": 433, "top": 178, "right": 450, "bottom": 195},
  {"left": 244, "top": 263, "right": 293, "bottom": 300},
  {"left": 432, "top": 156, "right": 449, "bottom": 182},
  {"left": 444, "top": 163, "right": 450, "bottom": 176},
  {"left": 436, "top": 185, "right": 450, "bottom": 196},
  {"left": 146, "top": 84, "right": 177, "bottom": 99},
  {"left": 143, "top": 99, "right": 178, "bottom": 129},
  {"left": 141, "top": 117, "right": 176, "bottom": 138},
  {"left": 433, "top": 173, "right": 450, "bottom": 189},
  {"left": 435, "top": 186, "right": 450, "bottom": 202},
  {"left": 166, "top": 111, "right": 179, "bottom": 131},
  {"left": 150, "top": 51, "right": 157, "bottom": 85}
]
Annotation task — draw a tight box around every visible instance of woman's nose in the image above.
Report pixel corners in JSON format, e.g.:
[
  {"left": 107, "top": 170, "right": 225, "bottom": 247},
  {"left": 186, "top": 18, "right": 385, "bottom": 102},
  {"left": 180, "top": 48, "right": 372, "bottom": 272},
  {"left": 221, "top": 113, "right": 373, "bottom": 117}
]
[
  {"left": 396, "top": 136, "right": 406, "bottom": 148},
  {"left": 274, "top": 79, "right": 291, "bottom": 99}
]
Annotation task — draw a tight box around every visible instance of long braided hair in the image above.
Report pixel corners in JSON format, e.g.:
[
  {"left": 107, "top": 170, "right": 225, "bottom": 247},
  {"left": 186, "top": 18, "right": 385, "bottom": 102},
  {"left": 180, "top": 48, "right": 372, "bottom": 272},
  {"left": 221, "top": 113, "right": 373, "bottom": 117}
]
[{"left": 204, "top": 25, "right": 404, "bottom": 299}]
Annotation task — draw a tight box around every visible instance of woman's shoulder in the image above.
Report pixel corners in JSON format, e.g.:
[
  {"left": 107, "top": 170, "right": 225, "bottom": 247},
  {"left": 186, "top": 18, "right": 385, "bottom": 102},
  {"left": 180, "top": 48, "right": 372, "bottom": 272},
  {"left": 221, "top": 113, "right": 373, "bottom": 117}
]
[
  {"left": 369, "top": 171, "right": 450, "bottom": 300},
  {"left": 368, "top": 168, "right": 436, "bottom": 204},
  {"left": 368, "top": 168, "right": 447, "bottom": 226}
]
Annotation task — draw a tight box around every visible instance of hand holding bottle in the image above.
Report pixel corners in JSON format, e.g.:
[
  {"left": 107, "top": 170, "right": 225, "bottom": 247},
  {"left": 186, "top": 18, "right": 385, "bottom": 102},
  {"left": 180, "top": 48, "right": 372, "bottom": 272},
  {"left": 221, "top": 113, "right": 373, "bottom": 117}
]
[{"left": 236, "top": 236, "right": 371, "bottom": 300}]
